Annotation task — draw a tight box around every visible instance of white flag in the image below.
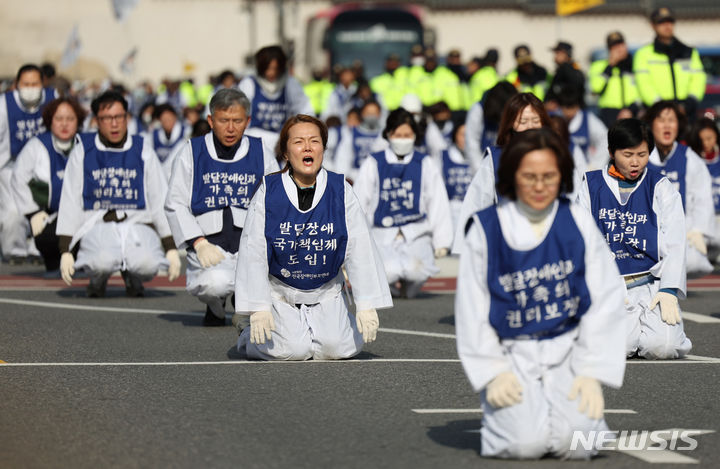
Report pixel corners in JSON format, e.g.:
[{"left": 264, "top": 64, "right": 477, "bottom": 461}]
[
  {"left": 111, "top": 0, "right": 139, "bottom": 22},
  {"left": 120, "top": 47, "right": 138, "bottom": 76},
  {"left": 59, "top": 25, "right": 81, "bottom": 69}
]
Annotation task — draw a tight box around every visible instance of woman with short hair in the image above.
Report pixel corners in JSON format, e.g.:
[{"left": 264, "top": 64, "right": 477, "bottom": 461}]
[
  {"left": 353, "top": 108, "right": 453, "bottom": 298},
  {"left": 578, "top": 118, "right": 691, "bottom": 359},
  {"left": 456, "top": 128, "right": 626, "bottom": 459},
  {"left": 234, "top": 114, "right": 391, "bottom": 360},
  {"left": 11, "top": 97, "right": 86, "bottom": 275},
  {"left": 645, "top": 101, "right": 715, "bottom": 277}
]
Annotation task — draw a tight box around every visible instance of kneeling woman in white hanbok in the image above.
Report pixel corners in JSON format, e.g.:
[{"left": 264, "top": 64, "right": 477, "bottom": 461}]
[
  {"left": 456, "top": 129, "right": 626, "bottom": 460},
  {"left": 234, "top": 114, "right": 392, "bottom": 360},
  {"left": 353, "top": 108, "right": 453, "bottom": 298},
  {"left": 645, "top": 101, "right": 715, "bottom": 277},
  {"left": 578, "top": 118, "right": 692, "bottom": 359}
]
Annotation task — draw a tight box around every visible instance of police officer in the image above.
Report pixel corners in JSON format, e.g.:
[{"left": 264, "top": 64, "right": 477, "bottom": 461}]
[
  {"left": 633, "top": 7, "right": 706, "bottom": 119},
  {"left": 304, "top": 68, "right": 335, "bottom": 117},
  {"left": 589, "top": 31, "right": 641, "bottom": 127},
  {"left": 545, "top": 41, "right": 585, "bottom": 112},
  {"left": 370, "top": 53, "right": 406, "bottom": 111},
  {"left": 468, "top": 49, "right": 500, "bottom": 106},
  {"left": 505, "top": 45, "right": 549, "bottom": 101}
]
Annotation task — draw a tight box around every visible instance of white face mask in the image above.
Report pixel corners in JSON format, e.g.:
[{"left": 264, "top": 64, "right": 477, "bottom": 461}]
[
  {"left": 411, "top": 57, "right": 425, "bottom": 67},
  {"left": 389, "top": 137, "right": 415, "bottom": 156},
  {"left": 18, "top": 86, "right": 42, "bottom": 105},
  {"left": 363, "top": 115, "right": 380, "bottom": 130}
]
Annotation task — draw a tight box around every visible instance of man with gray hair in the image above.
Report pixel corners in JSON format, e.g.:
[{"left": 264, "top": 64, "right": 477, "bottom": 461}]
[{"left": 165, "top": 88, "right": 278, "bottom": 326}]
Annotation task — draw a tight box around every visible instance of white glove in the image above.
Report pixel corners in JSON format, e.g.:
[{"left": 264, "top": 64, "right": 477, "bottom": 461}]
[
  {"left": 568, "top": 376, "right": 604, "bottom": 420},
  {"left": 30, "top": 211, "right": 49, "bottom": 237},
  {"left": 194, "top": 238, "right": 224, "bottom": 268},
  {"left": 356, "top": 309, "right": 379, "bottom": 343},
  {"left": 165, "top": 249, "right": 181, "bottom": 282},
  {"left": 250, "top": 311, "right": 275, "bottom": 345},
  {"left": 60, "top": 252, "right": 75, "bottom": 286},
  {"left": 434, "top": 247, "right": 448, "bottom": 259},
  {"left": 687, "top": 230, "right": 707, "bottom": 255},
  {"left": 486, "top": 371, "right": 523, "bottom": 408},
  {"left": 649, "top": 292, "right": 681, "bottom": 325}
]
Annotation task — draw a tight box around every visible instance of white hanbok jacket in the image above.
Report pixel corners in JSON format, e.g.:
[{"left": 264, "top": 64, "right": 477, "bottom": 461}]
[
  {"left": 56, "top": 134, "right": 172, "bottom": 249},
  {"left": 649, "top": 142, "right": 715, "bottom": 240},
  {"left": 455, "top": 199, "right": 626, "bottom": 392},
  {"left": 11, "top": 134, "right": 75, "bottom": 222},
  {"left": 235, "top": 169, "right": 392, "bottom": 313},
  {"left": 577, "top": 167, "right": 687, "bottom": 296},
  {"left": 353, "top": 149, "right": 453, "bottom": 250},
  {"left": 452, "top": 144, "right": 586, "bottom": 254},
  {"left": 164, "top": 133, "right": 278, "bottom": 250}
]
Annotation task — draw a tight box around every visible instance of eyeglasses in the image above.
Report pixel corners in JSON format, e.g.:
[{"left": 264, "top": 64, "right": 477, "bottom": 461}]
[
  {"left": 97, "top": 114, "right": 127, "bottom": 124},
  {"left": 517, "top": 172, "right": 561, "bottom": 187}
]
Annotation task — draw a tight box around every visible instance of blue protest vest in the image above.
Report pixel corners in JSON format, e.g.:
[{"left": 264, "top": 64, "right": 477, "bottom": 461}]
[
  {"left": 442, "top": 148, "right": 473, "bottom": 201},
  {"left": 440, "top": 122, "right": 453, "bottom": 146},
  {"left": 36, "top": 132, "right": 68, "bottom": 214},
  {"left": 351, "top": 126, "right": 380, "bottom": 169},
  {"left": 586, "top": 169, "right": 662, "bottom": 275},
  {"left": 190, "top": 135, "right": 264, "bottom": 215},
  {"left": 415, "top": 136, "right": 429, "bottom": 156},
  {"left": 371, "top": 151, "right": 426, "bottom": 227},
  {"left": 5, "top": 90, "right": 52, "bottom": 158},
  {"left": 647, "top": 144, "right": 688, "bottom": 208},
  {"left": 570, "top": 110, "right": 590, "bottom": 157},
  {"left": 152, "top": 125, "right": 186, "bottom": 162},
  {"left": 488, "top": 145, "right": 502, "bottom": 179},
  {"left": 81, "top": 134, "right": 146, "bottom": 210},
  {"left": 265, "top": 171, "right": 348, "bottom": 290},
  {"left": 707, "top": 157, "right": 720, "bottom": 214},
  {"left": 477, "top": 199, "right": 591, "bottom": 340},
  {"left": 481, "top": 122, "right": 499, "bottom": 151},
  {"left": 249, "top": 77, "right": 289, "bottom": 132}
]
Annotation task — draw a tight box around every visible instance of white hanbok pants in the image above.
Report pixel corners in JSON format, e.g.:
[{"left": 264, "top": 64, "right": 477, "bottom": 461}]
[
  {"left": 377, "top": 233, "right": 438, "bottom": 298},
  {"left": 75, "top": 222, "right": 167, "bottom": 282},
  {"left": 686, "top": 241, "right": 714, "bottom": 278},
  {"left": 480, "top": 336, "right": 607, "bottom": 460},
  {"left": 0, "top": 166, "right": 36, "bottom": 258},
  {"left": 186, "top": 248, "right": 236, "bottom": 318},
  {"left": 626, "top": 280, "right": 692, "bottom": 359},
  {"left": 239, "top": 292, "right": 364, "bottom": 361}
]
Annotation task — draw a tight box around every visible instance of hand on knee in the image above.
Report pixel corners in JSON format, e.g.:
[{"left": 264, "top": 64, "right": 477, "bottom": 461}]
[
  {"left": 250, "top": 311, "right": 275, "bottom": 344},
  {"left": 486, "top": 371, "right": 523, "bottom": 408},
  {"left": 649, "top": 292, "right": 680, "bottom": 325},
  {"left": 568, "top": 376, "right": 604, "bottom": 420},
  {"left": 60, "top": 252, "right": 75, "bottom": 286}
]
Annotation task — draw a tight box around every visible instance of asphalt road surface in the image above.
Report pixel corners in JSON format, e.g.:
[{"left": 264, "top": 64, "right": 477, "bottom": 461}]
[{"left": 1, "top": 262, "right": 720, "bottom": 469}]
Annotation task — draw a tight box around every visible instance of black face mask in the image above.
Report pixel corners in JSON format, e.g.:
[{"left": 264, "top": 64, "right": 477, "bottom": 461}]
[{"left": 435, "top": 119, "right": 449, "bottom": 129}]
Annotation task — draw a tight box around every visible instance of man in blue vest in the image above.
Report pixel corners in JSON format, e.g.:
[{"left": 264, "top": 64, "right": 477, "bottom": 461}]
[
  {"left": 165, "top": 89, "right": 278, "bottom": 326},
  {"left": 57, "top": 91, "right": 181, "bottom": 297},
  {"left": 0, "top": 64, "right": 56, "bottom": 264}
]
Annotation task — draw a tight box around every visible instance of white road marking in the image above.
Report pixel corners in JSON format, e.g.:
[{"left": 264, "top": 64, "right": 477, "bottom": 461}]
[
  {"left": 0, "top": 297, "right": 202, "bottom": 316},
  {"left": 413, "top": 408, "right": 636, "bottom": 414},
  {"left": 3, "top": 298, "right": 720, "bottom": 366},
  {"left": 379, "top": 327, "right": 456, "bottom": 339},
  {"left": 682, "top": 312, "right": 720, "bottom": 324},
  {"left": 0, "top": 358, "right": 462, "bottom": 367}
]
